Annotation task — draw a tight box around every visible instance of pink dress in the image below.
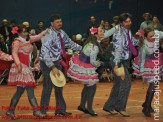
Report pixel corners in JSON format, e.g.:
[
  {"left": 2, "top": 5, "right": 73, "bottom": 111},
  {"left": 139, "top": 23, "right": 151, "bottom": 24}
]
[
  {"left": 8, "top": 30, "right": 47, "bottom": 87},
  {"left": 67, "top": 43, "right": 100, "bottom": 86}
]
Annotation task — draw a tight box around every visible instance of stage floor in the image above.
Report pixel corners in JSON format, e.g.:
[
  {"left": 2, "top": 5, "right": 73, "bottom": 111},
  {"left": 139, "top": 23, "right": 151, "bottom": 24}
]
[{"left": 0, "top": 79, "right": 163, "bottom": 122}]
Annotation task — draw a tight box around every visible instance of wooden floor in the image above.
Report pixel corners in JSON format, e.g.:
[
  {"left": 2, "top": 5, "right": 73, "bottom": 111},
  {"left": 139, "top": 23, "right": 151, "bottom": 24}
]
[{"left": 0, "top": 79, "right": 163, "bottom": 122}]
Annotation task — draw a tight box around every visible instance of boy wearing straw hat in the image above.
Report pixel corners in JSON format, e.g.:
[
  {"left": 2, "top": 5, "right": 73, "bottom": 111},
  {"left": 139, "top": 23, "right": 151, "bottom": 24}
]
[
  {"left": 39, "top": 14, "right": 82, "bottom": 116},
  {"left": 140, "top": 13, "right": 152, "bottom": 30}
]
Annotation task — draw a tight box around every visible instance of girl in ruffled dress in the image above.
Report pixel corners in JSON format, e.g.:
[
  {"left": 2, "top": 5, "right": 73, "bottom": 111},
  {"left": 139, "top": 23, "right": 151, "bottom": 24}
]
[
  {"left": 67, "top": 27, "right": 104, "bottom": 116},
  {"left": 133, "top": 27, "right": 163, "bottom": 117},
  {"left": 6, "top": 24, "right": 47, "bottom": 119}
]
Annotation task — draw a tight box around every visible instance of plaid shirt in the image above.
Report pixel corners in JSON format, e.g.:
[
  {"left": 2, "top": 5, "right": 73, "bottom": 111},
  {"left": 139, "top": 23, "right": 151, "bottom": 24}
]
[{"left": 40, "top": 26, "right": 82, "bottom": 68}]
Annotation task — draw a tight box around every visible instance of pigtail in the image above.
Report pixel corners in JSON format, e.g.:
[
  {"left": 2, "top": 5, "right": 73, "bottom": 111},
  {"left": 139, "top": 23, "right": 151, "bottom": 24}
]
[{"left": 138, "top": 37, "right": 144, "bottom": 50}]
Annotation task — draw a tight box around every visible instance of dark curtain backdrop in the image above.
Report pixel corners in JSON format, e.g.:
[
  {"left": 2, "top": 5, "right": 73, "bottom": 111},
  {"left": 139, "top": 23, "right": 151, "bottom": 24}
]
[{"left": 0, "top": 0, "right": 162, "bottom": 36}]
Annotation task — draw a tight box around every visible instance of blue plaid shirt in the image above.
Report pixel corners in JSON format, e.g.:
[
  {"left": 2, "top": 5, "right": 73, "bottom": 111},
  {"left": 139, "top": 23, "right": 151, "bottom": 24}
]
[
  {"left": 40, "top": 26, "right": 82, "bottom": 68},
  {"left": 112, "top": 25, "right": 139, "bottom": 65}
]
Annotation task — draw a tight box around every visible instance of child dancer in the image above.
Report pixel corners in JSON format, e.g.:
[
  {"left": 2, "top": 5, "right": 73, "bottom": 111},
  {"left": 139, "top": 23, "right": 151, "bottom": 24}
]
[
  {"left": 133, "top": 27, "right": 163, "bottom": 117},
  {"left": 67, "top": 27, "right": 104, "bottom": 116},
  {"left": 6, "top": 24, "right": 47, "bottom": 119}
]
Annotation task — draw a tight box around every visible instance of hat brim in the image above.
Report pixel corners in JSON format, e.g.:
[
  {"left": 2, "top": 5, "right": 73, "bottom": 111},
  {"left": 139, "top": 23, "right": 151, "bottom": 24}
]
[
  {"left": 50, "top": 70, "right": 66, "bottom": 87},
  {"left": 115, "top": 64, "right": 125, "bottom": 80},
  {"left": 143, "top": 13, "right": 152, "bottom": 18}
]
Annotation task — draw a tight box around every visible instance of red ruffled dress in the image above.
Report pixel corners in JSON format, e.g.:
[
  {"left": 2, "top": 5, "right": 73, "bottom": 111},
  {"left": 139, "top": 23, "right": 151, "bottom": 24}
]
[
  {"left": 8, "top": 30, "right": 47, "bottom": 87},
  {"left": 8, "top": 37, "right": 36, "bottom": 86}
]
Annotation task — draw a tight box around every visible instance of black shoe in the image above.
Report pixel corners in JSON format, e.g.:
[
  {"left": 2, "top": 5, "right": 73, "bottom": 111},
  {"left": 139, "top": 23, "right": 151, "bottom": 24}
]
[
  {"left": 33, "top": 110, "right": 47, "bottom": 118},
  {"left": 87, "top": 110, "right": 98, "bottom": 116},
  {"left": 77, "top": 106, "right": 88, "bottom": 113},
  {"left": 142, "top": 108, "right": 151, "bottom": 117},
  {"left": 142, "top": 103, "right": 154, "bottom": 113},
  {"left": 55, "top": 111, "right": 72, "bottom": 116},
  {"left": 6, "top": 111, "right": 19, "bottom": 120},
  {"left": 149, "top": 107, "right": 154, "bottom": 113}
]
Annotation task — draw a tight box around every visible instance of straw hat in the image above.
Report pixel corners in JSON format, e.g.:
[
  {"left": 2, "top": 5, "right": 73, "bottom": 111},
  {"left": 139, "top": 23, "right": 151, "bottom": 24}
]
[
  {"left": 113, "top": 16, "right": 119, "bottom": 21},
  {"left": 50, "top": 70, "right": 66, "bottom": 87},
  {"left": 143, "top": 13, "right": 152, "bottom": 19},
  {"left": 2, "top": 19, "right": 8, "bottom": 23},
  {"left": 114, "top": 64, "right": 125, "bottom": 80},
  {"left": 22, "top": 21, "right": 30, "bottom": 27},
  {"left": 76, "top": 34, "right": 82, "bottom": 40}
]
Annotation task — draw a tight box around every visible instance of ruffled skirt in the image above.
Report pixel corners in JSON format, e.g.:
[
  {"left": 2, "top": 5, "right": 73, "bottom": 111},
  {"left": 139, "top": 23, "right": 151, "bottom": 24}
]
[
  {"left": 8, "top": 63, "right": 36, "bottom": 87},
  {"left": 67, "top": 55, "right": 99, "bottom": 86},
  {"left": 133, "top": 53, "right": 163, "bottom": 83}
]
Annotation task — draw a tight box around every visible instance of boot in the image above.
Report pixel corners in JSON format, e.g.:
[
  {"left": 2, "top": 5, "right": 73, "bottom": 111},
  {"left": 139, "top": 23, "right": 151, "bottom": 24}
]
[
  {"left": 87, "top": 84, "right": 98, "bottom": 116},
  {"left": 142, "top": 103, "right": 154, "bottom": 113},
  {"left": 142, "top": 91, "right": 154, "bottom": 113},
  {"left": 29, "top": 97, "right": 46, "bottom": 117},
  {"left": 6, "top": 98, "right": 19, "bottom": 120},
  {"left": 148, "top": 91, "right": 154, "bottom": 113},
  {"left": 142, "top": 92, "right": 151, "bottom": 117},
  {"left": 142, "top": 98, "right": 154, "bottom": 113}
]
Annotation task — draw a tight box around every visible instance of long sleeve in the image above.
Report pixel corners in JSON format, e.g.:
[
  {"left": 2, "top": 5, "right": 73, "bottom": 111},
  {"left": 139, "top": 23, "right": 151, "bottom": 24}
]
[
  {"left": 40, "top": 37, "right": 55, "bottom": 68},
  {"left": 104, "top": 26, "right": 116, "bottom": 38},
  {"left": 101, "top": 25, "right": 119, "bottom": 40},
  {"left": 89, "top": 45, "right": 100, "bottom": 67},
  {"left": 138, "top": 47, "right": 146, "bottom": 72},
  {"left": 159, "top": 31, "right": 163, "bottom": 39},
  {"left": 112, "top": 36, "right": 123, "bottom": 65},
  {"left": 12, "top": 40, "right": 21, "bottom": 66},
  {"left": 30, "top": 29, "right": 48, "bottom": 43},
  {"left": 131, "top": 36, "right": 139, "bottom": 46},
  {"left": 63, "top": 32, "right": 82, "bottom": 51}
]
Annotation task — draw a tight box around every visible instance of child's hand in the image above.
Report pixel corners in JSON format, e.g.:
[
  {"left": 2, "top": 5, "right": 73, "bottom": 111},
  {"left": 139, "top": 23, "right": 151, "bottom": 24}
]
[{"left": 18, "top": 65, "right": 22, "bottom": 73}]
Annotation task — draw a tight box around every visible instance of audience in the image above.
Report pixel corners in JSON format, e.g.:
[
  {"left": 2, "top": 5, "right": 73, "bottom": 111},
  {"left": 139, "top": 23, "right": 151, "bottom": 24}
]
[
  {"left": 87, "top": 15, "right": 98, "bottom": 37},
  {"left": 111, "top": 16, "right": 119, "bottom": 27},
  {"left": 0, "top": 19, "right": 13, "bottom": 54},
  {"left": 140, "top": 13, "right": 152, "bottom": 29},
  {"left": 150, "top": 15, "right": 163, "bottom": 31},
  {"left": 104, "top": 20, "right": 112, "bottom": 33}
]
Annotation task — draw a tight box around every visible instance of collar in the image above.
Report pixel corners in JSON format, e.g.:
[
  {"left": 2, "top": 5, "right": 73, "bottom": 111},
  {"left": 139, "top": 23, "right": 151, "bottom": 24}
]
[
  {"left": 17, "top": 36, "right": 28, "bottom": 43},
  {"left": 104, "top": 27, "right": 109, "bottom": 30},
  {"left": 121, "top": 26, "right": 130, "bottom": 34},
  {"left": 51, "top": 26, "right": 61, "bottom": 35},
  {"left": 145, "top": 20, "right": 151, "bottom": 24}
]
